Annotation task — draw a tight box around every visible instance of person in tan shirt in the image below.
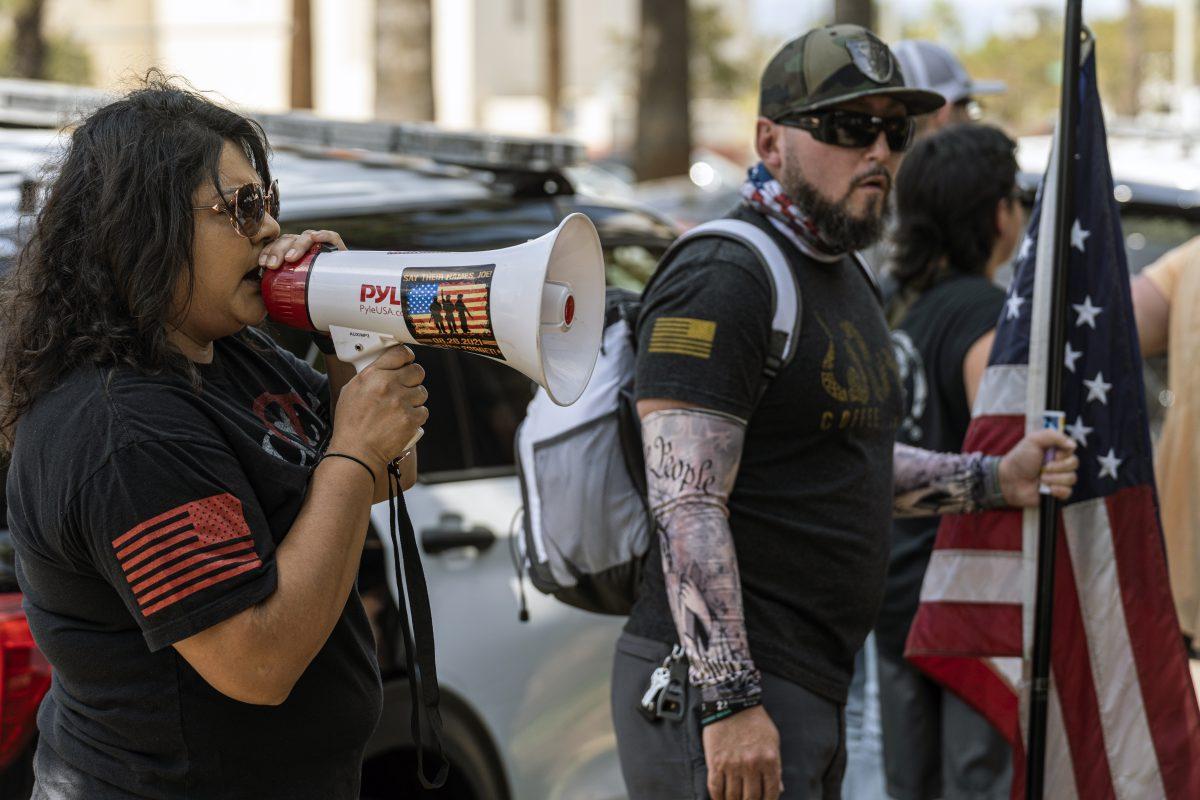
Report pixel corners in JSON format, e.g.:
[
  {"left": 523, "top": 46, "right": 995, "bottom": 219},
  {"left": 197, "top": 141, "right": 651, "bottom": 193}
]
[{"left": 1133, "top": 238, "right": 1200, "bottom": 652}]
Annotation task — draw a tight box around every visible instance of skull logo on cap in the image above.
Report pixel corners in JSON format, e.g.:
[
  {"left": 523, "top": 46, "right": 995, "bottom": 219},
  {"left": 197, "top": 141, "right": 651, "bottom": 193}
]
[{"left": 846, "top": 36, "right": 894, "bottom": 84}]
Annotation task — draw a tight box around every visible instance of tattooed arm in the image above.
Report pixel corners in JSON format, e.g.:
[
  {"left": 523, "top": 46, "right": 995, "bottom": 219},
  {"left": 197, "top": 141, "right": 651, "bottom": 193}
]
[
  {"left": 640, "top": 406, "right": 762, "bottom": 720},
  {"left": 893, "top": 430, "right": 1081, "bottom": 518},
  {"left": 892, "top": 443, "right": 1005, "bottom": 518}
]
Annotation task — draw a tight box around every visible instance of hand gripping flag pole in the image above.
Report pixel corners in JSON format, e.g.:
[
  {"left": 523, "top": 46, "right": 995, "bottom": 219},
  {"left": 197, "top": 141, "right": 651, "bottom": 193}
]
[{"left": 1025, "top": 1, "right": 1084, "bottom": 797}]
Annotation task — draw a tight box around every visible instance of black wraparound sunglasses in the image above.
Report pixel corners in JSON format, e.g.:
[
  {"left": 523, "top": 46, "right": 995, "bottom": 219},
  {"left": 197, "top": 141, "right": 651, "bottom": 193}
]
[
  {"left": 777, "top": 109, "right": 916, "bottom": 153},
  {"left": 193, "top": 179, "right": 280, "bottom": 238}
]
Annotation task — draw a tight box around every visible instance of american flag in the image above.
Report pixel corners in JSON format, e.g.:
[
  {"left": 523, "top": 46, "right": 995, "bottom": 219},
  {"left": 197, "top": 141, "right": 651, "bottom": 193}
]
[
  {"left": 406, "top": 280, "right": 491, "bottom": 338},
  {"left": 905, "top": 45, "right": 1200, "bottom": 798},
  {"left": 112, "top": 493, "right": 263, "bottom": 618}
]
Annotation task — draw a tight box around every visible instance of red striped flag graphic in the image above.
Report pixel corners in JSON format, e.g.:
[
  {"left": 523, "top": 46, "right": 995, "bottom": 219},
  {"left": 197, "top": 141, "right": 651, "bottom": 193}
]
[
  {"left": 113, "top": 493, "right": 262, "bottom": 617},
  {"left": 408, "top": 282, "right": 490, "bottom": 337}
]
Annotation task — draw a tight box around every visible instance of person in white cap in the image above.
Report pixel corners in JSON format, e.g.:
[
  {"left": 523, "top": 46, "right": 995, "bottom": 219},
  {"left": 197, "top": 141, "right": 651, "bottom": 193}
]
[
  {"left": 862, "top": 40, "right": 1009, "bottom": 291},
  {"left": 891, "top": 40, "right": 1006, "bottom": 137}
]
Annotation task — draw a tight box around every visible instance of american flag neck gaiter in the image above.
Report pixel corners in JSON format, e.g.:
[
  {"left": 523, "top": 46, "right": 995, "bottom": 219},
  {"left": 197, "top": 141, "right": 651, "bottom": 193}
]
[{"left": 739, "top": 162, "right": 845, "bottom": 263}]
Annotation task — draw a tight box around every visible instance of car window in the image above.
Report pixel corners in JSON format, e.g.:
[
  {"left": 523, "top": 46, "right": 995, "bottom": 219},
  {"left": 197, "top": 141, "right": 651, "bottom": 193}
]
[
  {"left": 606, "top": 244, "right": 661, "bottom": 291},
  {"left": 407, "top": 347, "right": 473, "bottom": 475},
  {"left": 285, "top": 201, "right": 561, "bottom": 252},
  {"left": 452, "top": 353, "right": 536, "bottom": 470},
  {"left": 561, "top": 199, "right": 677, "bottom": 291}
]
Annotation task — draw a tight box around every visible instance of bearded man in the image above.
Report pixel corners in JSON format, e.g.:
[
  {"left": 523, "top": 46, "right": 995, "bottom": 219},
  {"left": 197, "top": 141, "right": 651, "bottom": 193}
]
[{"left": 609, "top": 25, "right": 1079, "bottom": 800}]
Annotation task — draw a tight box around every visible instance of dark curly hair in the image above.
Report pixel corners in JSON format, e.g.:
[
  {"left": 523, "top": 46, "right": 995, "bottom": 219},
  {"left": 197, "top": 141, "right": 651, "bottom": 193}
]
[
  {"left": 890, "top": 123, "right": 1018, "bottom": 294},
  {"left": 0, "top": 75, "right": 271, "bottom": 446}
]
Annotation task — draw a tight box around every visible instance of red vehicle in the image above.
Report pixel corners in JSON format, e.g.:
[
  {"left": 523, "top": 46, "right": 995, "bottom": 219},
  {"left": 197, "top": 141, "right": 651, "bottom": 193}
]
[{"left": 0, "top": 584, "right": 51, "bottom": 796}]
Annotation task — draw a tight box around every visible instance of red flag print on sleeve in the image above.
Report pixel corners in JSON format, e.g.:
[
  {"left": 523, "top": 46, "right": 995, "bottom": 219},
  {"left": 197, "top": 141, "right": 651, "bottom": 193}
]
[{"left": 112, "top": 493, "right": 263, "bottom": 618}]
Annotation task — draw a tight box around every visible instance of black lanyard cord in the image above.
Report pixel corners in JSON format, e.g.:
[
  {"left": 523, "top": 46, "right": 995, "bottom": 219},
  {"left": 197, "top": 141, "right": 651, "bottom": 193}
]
[{"left": 386, "top": 460, "right": 449, "bottom": 789}]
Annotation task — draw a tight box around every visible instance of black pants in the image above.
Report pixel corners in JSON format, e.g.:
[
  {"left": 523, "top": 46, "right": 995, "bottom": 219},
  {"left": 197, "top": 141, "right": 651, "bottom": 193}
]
[
  {"left": 611, "top": 632, "right": 846, "bottom": 800},
  {"left": 876, "top": 646, "right": 1012, "bottom": 800}
]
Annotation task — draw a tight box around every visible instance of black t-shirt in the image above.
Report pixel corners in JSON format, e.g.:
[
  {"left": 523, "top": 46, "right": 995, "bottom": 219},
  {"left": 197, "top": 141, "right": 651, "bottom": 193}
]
[
  {"left": 874, "top": 273, "right": 1006, "bottom": 657},
  {"left": 625, "top": 206, "right": 903, "bottom": 703},
  {"left": 7, "top": 329, "right": 383, "bottom": 799}
]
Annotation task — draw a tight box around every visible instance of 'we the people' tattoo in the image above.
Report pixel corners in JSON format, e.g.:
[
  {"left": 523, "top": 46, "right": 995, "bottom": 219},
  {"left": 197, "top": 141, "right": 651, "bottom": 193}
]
[
  {"left": 642, "top": 409, "right": 762, "bottom": 709},
  {"left": 892, "top": 442, "right": 1005, "bottom": 518}
]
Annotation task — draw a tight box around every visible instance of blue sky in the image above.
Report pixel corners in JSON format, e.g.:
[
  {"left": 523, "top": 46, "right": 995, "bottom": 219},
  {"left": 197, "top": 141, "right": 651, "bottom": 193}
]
[{"left": 751, "top": 0, "right": 1167, "bottom": 47}]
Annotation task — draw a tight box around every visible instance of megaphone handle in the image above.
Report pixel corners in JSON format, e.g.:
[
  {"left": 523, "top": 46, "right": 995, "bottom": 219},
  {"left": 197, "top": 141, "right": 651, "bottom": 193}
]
[
  {"left": 329, "top": 325, "right": 424, "bottom": 454},
  {"left": 330, "top": 326, "right": 400, "bottom": 373}
]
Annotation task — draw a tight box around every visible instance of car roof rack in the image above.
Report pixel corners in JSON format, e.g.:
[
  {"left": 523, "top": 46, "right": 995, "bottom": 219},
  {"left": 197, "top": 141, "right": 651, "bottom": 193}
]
[
  {"left": 0, "top": 78, "right": 585, "bottom": 178},
  {"left": 256, "top": 112, "right": 583, "bottom": 174}
]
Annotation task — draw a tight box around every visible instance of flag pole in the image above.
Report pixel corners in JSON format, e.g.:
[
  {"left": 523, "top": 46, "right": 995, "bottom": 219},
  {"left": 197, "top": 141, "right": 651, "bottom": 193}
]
[{"left": 1026, "top": 1, "right": 1084, "bottom": 797}]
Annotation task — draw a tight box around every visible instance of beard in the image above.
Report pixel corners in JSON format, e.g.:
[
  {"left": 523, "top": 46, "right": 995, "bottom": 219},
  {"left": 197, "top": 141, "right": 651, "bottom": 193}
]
[{"left": 779, "top": 160, "right": 891, "bottom": 253}]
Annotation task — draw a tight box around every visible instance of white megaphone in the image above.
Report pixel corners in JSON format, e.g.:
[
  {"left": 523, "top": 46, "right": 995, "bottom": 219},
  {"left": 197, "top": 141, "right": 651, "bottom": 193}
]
[{"left": 262, "top": 212, "right": 605, "bottom": 448}]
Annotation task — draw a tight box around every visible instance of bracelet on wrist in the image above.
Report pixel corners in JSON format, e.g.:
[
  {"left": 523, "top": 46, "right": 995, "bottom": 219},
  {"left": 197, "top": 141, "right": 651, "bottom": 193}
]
[
  {"left": 980, "top": 455, "right": 1006, "bottom": 509},
  {"left": 318, "top": 451, "right": 377, "bottom": 487},
  {"left": 699, "top": 694, "right": 763, "bottom": 727}
]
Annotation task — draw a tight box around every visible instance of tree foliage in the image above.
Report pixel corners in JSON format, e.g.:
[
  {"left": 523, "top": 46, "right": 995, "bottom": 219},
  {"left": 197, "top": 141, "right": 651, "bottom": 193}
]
[
  {"left": 690, "top": 1, "right": 757, "bottom": 99},
  {"left": 897, "top": 0, "right": 965, "bottom": 51},
  {"left": 0, "top": 0, "right": 91, "bottom": 83},
  {"left": 922, "top": 5, "right": 1179, "bottom": 134}
]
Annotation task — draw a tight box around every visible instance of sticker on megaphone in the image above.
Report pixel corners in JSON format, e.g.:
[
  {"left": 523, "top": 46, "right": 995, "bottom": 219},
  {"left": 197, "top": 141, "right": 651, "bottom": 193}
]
[{"left": 391, "top": 265, "right": 505, "bottom": 360}]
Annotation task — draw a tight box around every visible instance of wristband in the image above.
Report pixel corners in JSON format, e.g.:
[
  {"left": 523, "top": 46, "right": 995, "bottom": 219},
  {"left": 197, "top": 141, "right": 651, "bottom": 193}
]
[
  {"left": 699, "top": 694, "right": 763, "bottom": 727},
  {"left": 979, "top": 455, "right": 1006, "bottom": 509},
  {"left": 318, "top": 451, "right": 377, "bottom": 487}
]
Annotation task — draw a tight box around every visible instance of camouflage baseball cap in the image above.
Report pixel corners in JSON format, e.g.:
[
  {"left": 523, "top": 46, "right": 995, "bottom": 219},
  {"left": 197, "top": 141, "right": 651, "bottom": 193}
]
[{"left": 760, "top": 25, "right": 945, "bottom": 120}]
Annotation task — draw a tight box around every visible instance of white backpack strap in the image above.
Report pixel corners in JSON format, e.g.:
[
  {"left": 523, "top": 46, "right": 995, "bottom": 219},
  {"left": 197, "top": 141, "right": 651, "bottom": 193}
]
[
  {"left": 850, "top": 250, "right": 884, "bottom": 304},
  {"left": 669, "top": 219, "right": 801, "bottom": 379}
]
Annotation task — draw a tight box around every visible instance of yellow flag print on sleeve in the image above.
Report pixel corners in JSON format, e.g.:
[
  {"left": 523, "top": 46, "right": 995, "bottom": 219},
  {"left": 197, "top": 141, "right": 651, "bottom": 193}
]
[{"left": 648, "top": 317, "right": 718, "bottom": 359}]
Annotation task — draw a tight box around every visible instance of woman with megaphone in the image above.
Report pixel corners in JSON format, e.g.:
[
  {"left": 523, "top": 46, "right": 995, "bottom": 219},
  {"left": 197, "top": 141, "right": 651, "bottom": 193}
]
[{"left": 0, "top": 78, "right": 428, "bottom": 799}]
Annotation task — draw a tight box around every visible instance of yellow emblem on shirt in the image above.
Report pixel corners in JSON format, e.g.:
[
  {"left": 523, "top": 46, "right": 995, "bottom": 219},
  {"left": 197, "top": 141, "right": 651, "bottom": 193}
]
[{"left": 648, "top": 317, "right": 717, "bottom": 359}]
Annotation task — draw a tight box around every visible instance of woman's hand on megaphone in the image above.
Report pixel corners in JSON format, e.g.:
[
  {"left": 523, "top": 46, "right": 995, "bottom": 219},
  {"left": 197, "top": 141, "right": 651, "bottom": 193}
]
[
  {"left": 328, "top": 344, "right": 428, "bottom": 494},
  {"left": 258, "top": 228, "right": 347, "bottom": 268}
]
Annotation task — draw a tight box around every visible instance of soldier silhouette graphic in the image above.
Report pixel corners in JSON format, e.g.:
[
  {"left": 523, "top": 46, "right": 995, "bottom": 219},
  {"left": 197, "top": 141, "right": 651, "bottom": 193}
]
[
  {"left": 428, "top": 296, "right": 446, "bottom": 334},
  {"left": 442, "top": 292, "right": 458, "bottom": 333},
  {"left": 454, "top": 293, "right": 472, "bottom": 334}
]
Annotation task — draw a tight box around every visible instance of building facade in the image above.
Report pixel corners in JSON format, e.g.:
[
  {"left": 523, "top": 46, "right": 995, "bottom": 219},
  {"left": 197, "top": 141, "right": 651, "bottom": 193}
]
[{"left": 35, "top": 0, "right": 762, "bottom": 157}]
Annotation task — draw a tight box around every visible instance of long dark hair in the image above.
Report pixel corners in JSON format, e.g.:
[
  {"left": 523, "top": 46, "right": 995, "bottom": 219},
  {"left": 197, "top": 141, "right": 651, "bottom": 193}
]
[
  {"left": 0, "top": 75, "right": 271, "bottom": 445},
  {"left": 890, "top": 123, "right": 1018, "bottom": 294}
]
